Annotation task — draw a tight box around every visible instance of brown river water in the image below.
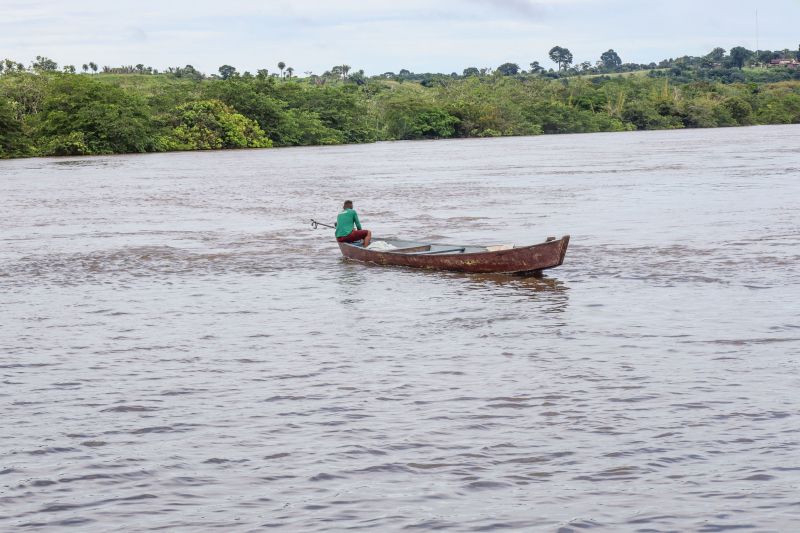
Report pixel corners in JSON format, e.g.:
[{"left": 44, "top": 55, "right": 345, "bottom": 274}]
[{"left": 1, "top": 125, "right": 799, "bottom": 532}]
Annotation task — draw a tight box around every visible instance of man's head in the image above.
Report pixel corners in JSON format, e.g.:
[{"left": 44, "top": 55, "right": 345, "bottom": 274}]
[{"left": 343, "top": 200, "right": 353, "bottom": 209}]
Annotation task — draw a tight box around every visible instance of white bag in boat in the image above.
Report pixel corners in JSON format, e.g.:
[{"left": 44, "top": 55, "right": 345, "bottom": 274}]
[{"left": 366, "top": 241, "right": 397, "bottom": 251}]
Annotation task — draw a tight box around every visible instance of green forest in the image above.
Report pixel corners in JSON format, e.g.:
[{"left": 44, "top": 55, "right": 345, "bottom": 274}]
[{"left": 2, "top": 45, "right": 800, "bottom": 159}]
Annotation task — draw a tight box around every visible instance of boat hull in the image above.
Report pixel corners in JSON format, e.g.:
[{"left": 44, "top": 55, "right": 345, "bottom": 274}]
[{"left": 338, "top": 235, "right": 569, "bottom": 275}]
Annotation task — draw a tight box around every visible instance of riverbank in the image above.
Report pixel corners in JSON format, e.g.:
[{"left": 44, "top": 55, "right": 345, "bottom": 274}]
[{"left": 2, "top": 71, "right": 799, "bottom": 159}]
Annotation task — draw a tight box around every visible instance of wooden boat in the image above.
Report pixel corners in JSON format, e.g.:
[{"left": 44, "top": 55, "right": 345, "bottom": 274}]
[{"left": 338, "top": 235, "right": 569, "bottom": 275}]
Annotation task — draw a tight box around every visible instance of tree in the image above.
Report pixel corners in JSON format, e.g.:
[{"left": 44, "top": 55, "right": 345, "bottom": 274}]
[
  {"left": 496, "top": 62, "right": 520, "bottom": 76},
  {"left": 757, "top": 50, "right": 779, "bottom": 64},
  {"left": 33, "top": 75, "right": 156, "bottom": 155},
  {"left": 549, "top": 46, "right": 573, "bottom": 71},
  {"left": 218, "top": 64, "right": 238, "bottom": 80},
  {"left": 0, "top": 98, "right": 28, "bottom": 157},
  {"left": 82, "top": 64, "right": 88, "bottom": 73},
  {"left": 286, "top": 67, "right": 294, "bottom": 78},
  {"left": 381, "top": 93, "right": 458, "bottom": 140},
  {"left": 295, "top": 84, "right": 375, "bottom": 142},
  {"left": 600, "top": 49, "right": 622, "bottom": 70},
  {"left": 699, "top": 47, "right": 727, "bottom": 68},
  {"left": 347, "top": 69, "right": 365, "bottom": 85},
  {"left": 729, "top": 47, "right": 753, "bottom": 69},
  {"left": 171, "top": 64, "right": 203, "bottom": 80},
  {"left": 163, "top": 99, "right": 272, "bottom": 150},
  {"left": 463, "top": 67, "right": 479, "bottom": 77},
  {"left": 529, "top": 61, "right": 544, "bottom": 73},
  {"left": 341, "top": 64, "right": 351, "bottom": 79},
  {"left": 722, "top": 96, "right": 753, "bottom": 124},
  {"left": 278, "top": 61, "right": 286, "bottom": 78},
  {"left": 63, "top": 65, "right": 76, "bottom": 74},
  {"left": 135, "top": 63, "right": 145, "bottom": 73},
  {"left": 32, "top": 55, "right": 58, "bottom": 72},
  {"left": 707, "top": 47, "right": 726, "bottom": 63},
  {"left": 202, "top": 77, "right": 291, "bottom": 142},
  {"left": 89, "top": 62, "right": 98, "bottom": 73},
  {"left": 3, "top": 59, "right": 24, "bottom": 72}
]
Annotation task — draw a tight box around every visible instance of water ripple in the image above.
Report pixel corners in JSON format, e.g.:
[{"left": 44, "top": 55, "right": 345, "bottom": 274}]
[{"left": 1, "top": 126, "right": 799, "bottom": 531}]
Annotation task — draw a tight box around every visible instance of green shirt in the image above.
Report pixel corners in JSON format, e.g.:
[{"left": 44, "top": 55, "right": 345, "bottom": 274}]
[{"left": 335, "top": 208, "right": 362, "bottom": 237}]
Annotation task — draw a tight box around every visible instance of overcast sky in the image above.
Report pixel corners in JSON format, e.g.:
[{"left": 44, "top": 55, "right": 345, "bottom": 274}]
[{"left": 2, "top": 0, "right": 798, "bottom": 75}]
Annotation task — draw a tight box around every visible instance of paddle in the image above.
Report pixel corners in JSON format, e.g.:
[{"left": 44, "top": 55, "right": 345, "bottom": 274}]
[{"left": 310, "top": 219, "right": 336, "bottom": 230}]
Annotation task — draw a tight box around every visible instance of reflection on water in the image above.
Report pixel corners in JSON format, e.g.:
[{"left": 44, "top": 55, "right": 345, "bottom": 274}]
[
  {"left": 50, "top": 157, "right": 123, "bottom": 169},
  {"left": 448, "top": 271, "right": 568, "bottom": 292},
  {"left": 1, "top": 125, "right": 799, "bottom": 531}
]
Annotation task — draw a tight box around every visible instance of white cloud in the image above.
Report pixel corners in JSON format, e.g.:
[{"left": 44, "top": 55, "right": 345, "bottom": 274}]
[{"left": 0, "top": 0, "right": 797, "bottom": 74}]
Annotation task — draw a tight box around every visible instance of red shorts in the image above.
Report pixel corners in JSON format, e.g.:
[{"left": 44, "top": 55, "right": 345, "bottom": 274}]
[{"left": 337, "top": 229, "right": 369, "bottom": 243}]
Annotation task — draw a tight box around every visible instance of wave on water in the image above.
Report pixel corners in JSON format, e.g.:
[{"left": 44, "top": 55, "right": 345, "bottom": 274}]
[{"left": 1, "top": 127, "right": 799, "bottom": 531}]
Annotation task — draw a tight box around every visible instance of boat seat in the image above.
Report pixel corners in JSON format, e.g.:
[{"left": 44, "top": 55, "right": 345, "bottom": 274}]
[
  {"left": 390, "top": 245, "right": 431, "bottom": 254},
  {"left": 486, "top": 244, "right": 514, "bottom": 252},
  {"left": 415, "top": 247, "right": 466, "bottom": 255}
]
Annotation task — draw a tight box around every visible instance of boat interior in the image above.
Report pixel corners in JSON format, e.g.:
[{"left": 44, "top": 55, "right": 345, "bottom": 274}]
[{"left": 348, "top": 239, "right": 515, "bottom": 255}]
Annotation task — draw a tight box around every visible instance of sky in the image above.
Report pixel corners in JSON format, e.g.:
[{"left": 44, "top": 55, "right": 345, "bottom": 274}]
[{"left": 2, "top": 0, "right": 799, "bottom": 75}]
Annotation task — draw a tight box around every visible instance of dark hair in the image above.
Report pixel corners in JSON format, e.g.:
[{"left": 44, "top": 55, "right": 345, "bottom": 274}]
[{"left": 343, "top": 200, "right": 353, "bottom": 209}]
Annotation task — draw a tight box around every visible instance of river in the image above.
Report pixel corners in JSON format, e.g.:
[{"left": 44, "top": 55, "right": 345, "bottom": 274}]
[{"left": 1, "top": 125, "right": 799, "bottom": 531}]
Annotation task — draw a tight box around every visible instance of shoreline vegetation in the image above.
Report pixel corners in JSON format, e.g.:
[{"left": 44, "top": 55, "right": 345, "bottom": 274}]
[{"left": 2, "top": 46, "right": 800, "bottom": 159}]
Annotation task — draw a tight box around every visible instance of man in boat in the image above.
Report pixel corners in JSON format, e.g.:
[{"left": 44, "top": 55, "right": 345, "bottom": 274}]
[{"left": 335, "top": 200, "right": 371, "bottom": 247}]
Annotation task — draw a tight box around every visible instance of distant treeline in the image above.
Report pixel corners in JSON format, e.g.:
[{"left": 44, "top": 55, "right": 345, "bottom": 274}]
[{"left": 2, "top": 46, "right": 800, "bottom": 158}]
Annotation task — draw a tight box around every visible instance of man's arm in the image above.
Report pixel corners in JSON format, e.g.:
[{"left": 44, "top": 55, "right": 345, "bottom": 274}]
[{"left": 353, "top": 211, "right": 362, "bottom": 230}]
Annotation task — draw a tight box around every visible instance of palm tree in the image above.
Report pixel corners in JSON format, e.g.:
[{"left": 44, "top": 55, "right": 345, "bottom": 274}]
[
  {"left": 89, "top": 62, "right": 98, "bottom": 73},
  {"left": 341, "top": 64, "right": 351, "bottom": 79},
  {"left": 286, "top": 67, "right": 294, "bottom": 78},
  {"left": 82, "top": 64, "right": 89, "bottom": 73},
  {"left": 278, "top": 61, "right": 286, "bottom": 78}
]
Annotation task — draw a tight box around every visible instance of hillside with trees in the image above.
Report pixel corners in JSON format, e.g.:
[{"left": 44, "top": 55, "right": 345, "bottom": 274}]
[{"left": 2, "top": 47, "right": 800, "bottom": 158}]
